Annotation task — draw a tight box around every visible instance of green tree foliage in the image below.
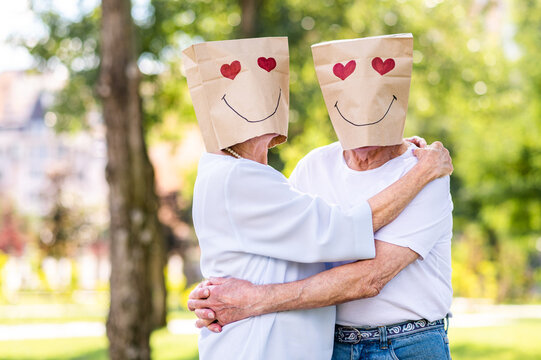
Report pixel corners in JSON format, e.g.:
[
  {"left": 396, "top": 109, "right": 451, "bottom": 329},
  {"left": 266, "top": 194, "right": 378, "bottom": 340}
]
[
  {"left": 20, "top": 0, "right": 541, "bottom": 301},
  {"left": 21, "top": 6, "right": 101, "bottom": 132}
]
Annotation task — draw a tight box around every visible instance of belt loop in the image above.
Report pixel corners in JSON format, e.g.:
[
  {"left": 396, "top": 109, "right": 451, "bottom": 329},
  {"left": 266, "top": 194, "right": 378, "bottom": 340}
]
[
  {"left": 378, "top": 325, "right": 388, "bottom": 349},
  {"left": 445, "top": 314, "right": 450, "bottom": 333}
]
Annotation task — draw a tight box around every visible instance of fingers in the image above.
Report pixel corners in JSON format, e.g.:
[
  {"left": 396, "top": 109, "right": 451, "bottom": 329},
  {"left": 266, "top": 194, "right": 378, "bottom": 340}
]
[
  {"left": 189, "top": 286, "right": 210, "bottom": 300},
  {"left": 195, "top": 319, "right": 209, "bottom": 328},
  {"left": 195, "top": 308, "right": 216, "bottom": 321},
  {"left": 187, "top": 299, "right": 207, "bottom": 311},
  {"left": 412, "top": 147, "right": 425, "bottom": 159},
  {"left": 195, "top": 318, "right": 215, "bottom": 328},
  {"left": 405, "top": 136, "right": 428, "bottom": 148},
  {"left": 193, "top": 279, "right": 211, "bottom": 290},
  {"left": 438, "top": 144, "right": 453, "bottom": 175},
  {"left": 195, "top": 319, "right": 223, "bottom": 333},
  {"left": 187, "top": 299, "right": 195, "bottom": 311},
  {"left": 208, "top": 323, "right": 223, "bottom": 333},
  {"left": 208, "top": 277, "right": 229, "bottom": 285},
  {"left": 413, "top": 141, "right": 454, "bottom": 179}
]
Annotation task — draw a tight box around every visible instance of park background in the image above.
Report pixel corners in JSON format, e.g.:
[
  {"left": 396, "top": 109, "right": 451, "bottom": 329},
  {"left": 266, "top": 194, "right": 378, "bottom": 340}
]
[{"left": 0, "top": 0, "right": 540, "bottom": 359}]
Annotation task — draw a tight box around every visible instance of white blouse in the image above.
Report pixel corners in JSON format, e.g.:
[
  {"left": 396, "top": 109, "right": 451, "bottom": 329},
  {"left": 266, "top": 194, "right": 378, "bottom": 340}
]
[{"left": 193, "top": 153, "right": 375, "bottom": 360}]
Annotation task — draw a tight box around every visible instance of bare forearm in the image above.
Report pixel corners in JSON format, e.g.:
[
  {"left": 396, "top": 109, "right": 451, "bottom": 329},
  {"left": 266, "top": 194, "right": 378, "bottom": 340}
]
[
  {"left": 251, "top": 241, "right": 418, "bottom": 317},
  {"left": 254, "top": 263, "right": 377, "bottom": 315},
  {"left": 190, "top": 243, "right": 419, "bottom": 327}
]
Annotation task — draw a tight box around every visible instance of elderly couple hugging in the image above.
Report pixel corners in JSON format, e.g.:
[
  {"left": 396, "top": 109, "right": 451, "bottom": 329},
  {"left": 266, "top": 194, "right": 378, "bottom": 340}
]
[{"left": 182, "top": 34, "right": 454, "bottom": 360}]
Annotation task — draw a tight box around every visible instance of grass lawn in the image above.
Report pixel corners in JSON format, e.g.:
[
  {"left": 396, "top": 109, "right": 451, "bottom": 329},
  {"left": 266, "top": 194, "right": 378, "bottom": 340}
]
[
  {"left": 0, "top": 306, "right": 199, "bottom": 360},
  {"left": 1, "top": 319, "right": 540, "bottom": 359},
  {"left": 0, "top": 329, "right": 199, "bottom": 360},
  {"left": 448, "top": 319, "right": 541, "bottom": 359}
]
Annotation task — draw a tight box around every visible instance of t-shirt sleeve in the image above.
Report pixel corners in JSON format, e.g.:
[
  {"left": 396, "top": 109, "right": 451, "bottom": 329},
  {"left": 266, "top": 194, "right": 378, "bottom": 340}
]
[
  {"left": 225, "top": 162, "right": 375, "bottom": 263},
  {"left": 374, "top": 175, "right": 453, "bottom": 259}
]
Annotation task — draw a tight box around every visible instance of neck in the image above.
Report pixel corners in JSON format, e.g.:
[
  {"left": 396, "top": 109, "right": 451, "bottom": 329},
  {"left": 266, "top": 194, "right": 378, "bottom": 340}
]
[
  {"left": 343, "top": 142, "right": 408, "bottom": 171},
  {"left": 217, "top": 133, "right": 278, "bottom": 165}
]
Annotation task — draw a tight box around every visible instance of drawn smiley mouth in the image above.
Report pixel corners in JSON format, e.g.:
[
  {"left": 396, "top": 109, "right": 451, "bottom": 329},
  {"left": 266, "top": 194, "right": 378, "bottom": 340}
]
[
  {"left": 221, "top": 88, "right": 282, "bottom": 123},
  {"left": 334, "top": 95, "right": 397, "bottom": 127}
]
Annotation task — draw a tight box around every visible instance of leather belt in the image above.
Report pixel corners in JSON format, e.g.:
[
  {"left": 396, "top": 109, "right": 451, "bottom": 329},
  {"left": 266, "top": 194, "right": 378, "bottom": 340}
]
[{"left": 335, "top": 319, "right": 445, "bottom": 344}]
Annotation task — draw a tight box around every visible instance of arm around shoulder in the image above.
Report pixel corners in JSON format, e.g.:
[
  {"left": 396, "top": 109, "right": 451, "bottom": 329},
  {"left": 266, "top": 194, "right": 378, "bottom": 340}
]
[
  {"left": 225, "top": 162, "right": 376, "bottom": 263},
  {"left": 368, "top": 141, "right": 453, "bottom": 231}
]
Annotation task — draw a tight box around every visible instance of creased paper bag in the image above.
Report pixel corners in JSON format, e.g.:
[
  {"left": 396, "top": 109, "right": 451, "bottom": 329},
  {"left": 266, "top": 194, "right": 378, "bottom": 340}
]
[
  {"left": 312, "top": 34, "right": 413, "bottom": 150},
  {"left": 182, "top": 37, "right": 289, "bottom": 153}
]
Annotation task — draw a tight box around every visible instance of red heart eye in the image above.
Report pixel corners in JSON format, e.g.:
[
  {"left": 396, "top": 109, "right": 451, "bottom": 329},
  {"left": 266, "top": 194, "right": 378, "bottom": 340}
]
[
  {"left": 371, "top": 57, "right": 395, "bottom": 75},
  {"left": 333, "top": 60, "right": 356, "bottom": 80},
  {"left": 221, "top": 61, "right": 241, "bottom": 80},
  {"left": 257, "top": 57, "right": 277, "bottom": 72}
]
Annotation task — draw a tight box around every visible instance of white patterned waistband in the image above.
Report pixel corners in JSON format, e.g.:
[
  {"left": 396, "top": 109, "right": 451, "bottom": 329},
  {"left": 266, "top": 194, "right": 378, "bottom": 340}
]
[{"left": 335, "top": 319, "right": 445, "bottom": 344}]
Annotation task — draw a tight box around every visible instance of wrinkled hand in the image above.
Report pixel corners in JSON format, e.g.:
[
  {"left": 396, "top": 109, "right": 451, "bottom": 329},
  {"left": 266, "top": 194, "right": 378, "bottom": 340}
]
[
  {"left": 187, "top": 280, "right": 222, "bottom": 332},
  {"left": 404, "top": 136, "right": 427, "bottom": 148},
  {"left": 413, "top": 141, "right": 453, "bottom": 180},
  {"left": 188, "top": 277, "right": 261, "bottom": 333}
]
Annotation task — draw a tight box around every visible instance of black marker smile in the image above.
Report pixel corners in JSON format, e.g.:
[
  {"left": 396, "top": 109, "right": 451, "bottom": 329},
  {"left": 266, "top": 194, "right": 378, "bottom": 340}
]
[
  {"left": 334, "top": 95, "right": 397, "bottom": 127},
  {"left": 221, "top": 88, "right": 282, "bottom": 123}
]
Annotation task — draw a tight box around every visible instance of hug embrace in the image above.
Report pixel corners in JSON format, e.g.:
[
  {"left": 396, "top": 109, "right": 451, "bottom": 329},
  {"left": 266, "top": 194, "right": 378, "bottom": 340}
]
[{"left": 182, "top": 34, "right": 454, "bottom": 360}]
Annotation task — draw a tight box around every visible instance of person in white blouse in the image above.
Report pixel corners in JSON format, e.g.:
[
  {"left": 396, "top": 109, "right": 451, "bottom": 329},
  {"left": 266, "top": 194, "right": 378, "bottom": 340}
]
[
  {"left": 182, "top": 37, "right": 453, "bottom": 360},
  {"left": 188, "top": 36, "right": 455, "bottom": 359}
]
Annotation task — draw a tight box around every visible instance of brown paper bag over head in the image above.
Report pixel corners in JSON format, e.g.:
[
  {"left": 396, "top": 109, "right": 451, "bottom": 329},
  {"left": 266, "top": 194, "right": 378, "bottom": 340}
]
[
  {"left": 312, "top": 34, "right": 413, "bottom": 150},
  {"left": 182, "top": 37, "right": 289, "bottom": 153}
]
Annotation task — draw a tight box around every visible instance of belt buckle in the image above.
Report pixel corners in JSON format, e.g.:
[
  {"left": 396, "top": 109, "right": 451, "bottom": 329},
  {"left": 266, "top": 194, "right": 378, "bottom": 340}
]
[{"left": 336, "top": 326, "right": 362, "bottom": 344}]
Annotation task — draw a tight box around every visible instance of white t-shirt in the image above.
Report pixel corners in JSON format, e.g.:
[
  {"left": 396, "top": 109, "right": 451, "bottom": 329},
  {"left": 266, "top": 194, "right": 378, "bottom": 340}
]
[
  {"left": 289, "top": 142, "right": 453, "bottom": 327},
  {"left": 193, "top": 152, "right": 376, "bottom": 360}
]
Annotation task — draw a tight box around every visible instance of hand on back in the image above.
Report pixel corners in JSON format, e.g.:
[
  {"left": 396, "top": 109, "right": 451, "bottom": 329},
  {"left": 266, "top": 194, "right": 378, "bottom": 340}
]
[{"left": 188, "top": 277, "right": 259, "bottom": 333}]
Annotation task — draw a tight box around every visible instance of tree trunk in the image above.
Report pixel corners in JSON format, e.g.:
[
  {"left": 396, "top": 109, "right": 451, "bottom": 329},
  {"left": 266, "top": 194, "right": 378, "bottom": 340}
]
[
  {"left": 240, "top": 0, "right": 263, "bottom": 37},
  {"left": 150, "top": 232, "right": 167, "bottom": 329},
  {"left": 99, "top": 0, "right": 166, "bottom": 358}
]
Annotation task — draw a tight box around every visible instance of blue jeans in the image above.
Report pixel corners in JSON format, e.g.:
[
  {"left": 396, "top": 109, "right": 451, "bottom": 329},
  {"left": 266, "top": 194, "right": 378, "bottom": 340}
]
[{"left": 332, "top": 325, "right": 451, "bottom": 360}]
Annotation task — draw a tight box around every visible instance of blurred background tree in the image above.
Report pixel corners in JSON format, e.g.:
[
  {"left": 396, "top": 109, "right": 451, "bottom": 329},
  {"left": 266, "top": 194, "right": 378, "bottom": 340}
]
[
  {"left": 40, "top": 168, "right": 92, "bottom": 258},
  {"left": 0, "top": 204, "right": 27, "bottom": 257},
  {"left": 10, "top": 2, "right": 541, "bottom": 356}
]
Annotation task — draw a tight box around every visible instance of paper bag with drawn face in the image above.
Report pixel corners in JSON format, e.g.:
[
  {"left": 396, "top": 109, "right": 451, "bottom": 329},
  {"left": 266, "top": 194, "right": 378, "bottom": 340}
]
[
  {"left": 312, "top": 34, "right": 413, "bottom": 150},
  {"left": 182, "top": 37, "right": 289, "bottom": 153}
]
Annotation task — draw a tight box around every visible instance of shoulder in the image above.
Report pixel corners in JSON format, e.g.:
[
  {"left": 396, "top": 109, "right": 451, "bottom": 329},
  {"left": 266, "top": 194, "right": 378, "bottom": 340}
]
[
  {"left": 226, "top": 159, "right": 302, "bottom": 209},
  {"left": 389, "top": 145, "right": 452, "bottom": 211},
  {"left": 296, "top": 142, "right": 342, "bottom": 170},
  {"left": 409, "top": 175, "right": 453, "bottom": 217},
  {"left": 419, "top": 175, "right": 451, "bottom": 200},
  {"left": 305, "top": 141, "right": 342, "bottom": 161},
  {"left": 196, "top": 153, "right": 236, "bottom": 182},
  {"left": 227, "top": 159, "right": 287, "bottom": 190},
  {"left": 290, "top": 142, "right": 341, "bottom": 188},
  {"left": 197, "top": 154, "right": 285, "bottom": 189},
  {"left": 390, "top": 144, "right": 419, "bottom": 174}
]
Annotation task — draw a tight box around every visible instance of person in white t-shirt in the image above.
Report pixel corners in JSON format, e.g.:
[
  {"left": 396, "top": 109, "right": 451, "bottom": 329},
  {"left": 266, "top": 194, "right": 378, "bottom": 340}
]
[{"left": 292, "top": 141, "right": 453, "bottom": 360}]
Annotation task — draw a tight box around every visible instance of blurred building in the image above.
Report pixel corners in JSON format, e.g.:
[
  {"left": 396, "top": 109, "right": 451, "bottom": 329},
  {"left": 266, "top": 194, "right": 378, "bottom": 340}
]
[
  {"left": 0, "top": 71, "right": 111, "bottom": 295},
  {"left": 0, "top": 71, "right": 108, "bottom": 216},
  {"left": 0, "top": 70, "right": 205, "bottom": 293}
]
